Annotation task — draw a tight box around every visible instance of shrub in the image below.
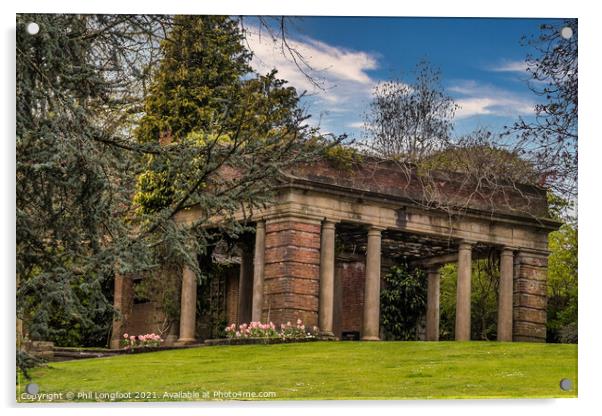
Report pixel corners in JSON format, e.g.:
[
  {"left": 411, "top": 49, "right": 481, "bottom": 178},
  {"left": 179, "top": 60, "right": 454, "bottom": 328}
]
[{"left": 381, "top": 265, "right": 426, "bottom": 340}]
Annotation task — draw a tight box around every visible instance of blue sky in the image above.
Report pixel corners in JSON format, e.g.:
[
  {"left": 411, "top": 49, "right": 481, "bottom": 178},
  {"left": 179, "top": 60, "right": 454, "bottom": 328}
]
[{"left": 244, "top": 16, "right": 566, "bottom": 140}]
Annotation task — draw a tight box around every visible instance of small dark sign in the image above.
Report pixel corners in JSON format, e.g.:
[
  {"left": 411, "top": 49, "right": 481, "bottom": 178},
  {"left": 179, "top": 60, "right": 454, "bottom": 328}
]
[{"left": 341, "top": 331, "right": 360, "bottom": 341}]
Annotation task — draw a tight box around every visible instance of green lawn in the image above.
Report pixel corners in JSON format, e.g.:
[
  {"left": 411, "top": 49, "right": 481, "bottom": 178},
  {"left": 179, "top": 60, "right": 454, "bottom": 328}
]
[{"left": 17, "top": 341, "right": 577, "bottom": 402}]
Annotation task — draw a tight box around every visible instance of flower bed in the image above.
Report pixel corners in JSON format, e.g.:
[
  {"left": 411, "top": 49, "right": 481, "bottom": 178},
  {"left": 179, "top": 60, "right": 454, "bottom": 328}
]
[
  {"left": 120, "top": 333, "right": 164, "bottom": 350},
  {"left": 225, "top": 319, "right": 319, "bottom": 341},
  {"left": 204, "top": 337, "right": 319, "bottom": 346}
]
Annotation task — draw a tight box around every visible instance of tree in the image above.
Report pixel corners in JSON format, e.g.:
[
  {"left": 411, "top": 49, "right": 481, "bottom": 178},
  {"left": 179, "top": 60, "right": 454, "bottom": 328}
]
[
  {"left": 136, "top": 16, "right": 253, "bottom": 145},
  {"left": 16, "top": 14, "right": 172, "bottom": 372},
  {"left": 364, "top": 61, "right": 458, "bottom": 161},
  {"left": 16, "top": 13, "right": 170, "bottom": 340},
  {"left": 507, "top": 19, "right": 578, "bottom": 209},
  {"left": 380, "top": 264, "right": 426, "bottom": 340},
  {"left": 129, "top": 16, "right": 341, "bottom": 290},
  {"left": 133, "top": 15, "right": 324, "bottom": 215},
  {"left": 508, "top": 19, "right": 578, "bottom": 342},
  {"left": 16, "top": 14, "right": 341, "bottom": 372},
  {"left": 547, "top": 224, "right": 578, "bottom": 343}
]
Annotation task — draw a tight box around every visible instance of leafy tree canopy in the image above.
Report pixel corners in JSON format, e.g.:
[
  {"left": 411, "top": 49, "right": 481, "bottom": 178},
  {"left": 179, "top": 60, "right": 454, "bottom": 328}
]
[
  {"left": 16, "top": 14, "right": 341, "bottom": 371},
  {"left": 133, "top": 15, "right": 312, "bottom": 214}
]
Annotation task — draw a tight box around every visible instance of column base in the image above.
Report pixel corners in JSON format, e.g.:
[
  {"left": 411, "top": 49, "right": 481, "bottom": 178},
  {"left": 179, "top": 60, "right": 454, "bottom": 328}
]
[
  {"left": 361, "top": 336, "right": 381, "bottom": 341},
  {"left": 164, "top": 334, "right": 178, "bottom": 346},
  {"left": 175, "top": 338, "right": 198, "bottom": 345},
  {"left": 318, "top": 331, "right": 337, "bottom": 340}
]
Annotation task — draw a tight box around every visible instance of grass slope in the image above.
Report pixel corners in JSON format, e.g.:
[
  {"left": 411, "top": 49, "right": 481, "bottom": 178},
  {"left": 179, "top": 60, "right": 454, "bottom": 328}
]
[{"left": 18, "top": 341, "right": 577, "bottom": 402}]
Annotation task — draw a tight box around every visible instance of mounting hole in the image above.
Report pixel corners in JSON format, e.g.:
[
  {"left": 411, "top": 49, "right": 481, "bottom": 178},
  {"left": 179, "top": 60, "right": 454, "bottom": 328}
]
[
  {"left": 25, "top": 22, "right": 40, "bottom": 35},
  {"left": 25, "top": 383, "right": 39, "bottom": 394},
  {"left": 560, "top": 26, "right": 573, "bottom": 40},
  {"left": 559, "top": 378, "right": 573, "bottom": 391}
]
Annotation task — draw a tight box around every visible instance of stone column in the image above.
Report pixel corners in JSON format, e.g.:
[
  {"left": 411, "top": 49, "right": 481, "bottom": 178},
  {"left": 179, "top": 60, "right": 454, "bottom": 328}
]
[
  {"left": 319, "top": 220, "right": 336, "bottom": 337},
  {"left": 497, "top": 247, "right": 514, "bottom": 341},
  {"left": 110, "top": 271, "right": 132, "bottom": 349},
  {"left": 178, "top": 265, "right": 198, "bottom": 343},
  {"left": 251, "top": 220, "right": 266, "bottom": 322},
  {"left": 455, "top": 241, "right": 473, "bottom": 341},
  {"left": 362, "top": 226, "right": 383, "bottom": 341},
  {"left": 237, "top": 243, "right": 253, "bottom": 324},
  {"left": 426, "top": 267, "right": 441, "bottom": 341}
]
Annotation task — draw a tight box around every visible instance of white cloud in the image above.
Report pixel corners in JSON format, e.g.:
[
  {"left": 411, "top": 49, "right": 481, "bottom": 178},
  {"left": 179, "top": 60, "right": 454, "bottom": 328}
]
[
  {"left": 244, "top": 27, "right": 379, "bottom": 106},
  {"left": 346, "top": 121, "right": 365, "bottom": 129},
  {"left": 488, "top": 59, "right": 530, "bottom": 73},
  {"left": 450, "top": 80, "right": 535, "bottom": 120}
]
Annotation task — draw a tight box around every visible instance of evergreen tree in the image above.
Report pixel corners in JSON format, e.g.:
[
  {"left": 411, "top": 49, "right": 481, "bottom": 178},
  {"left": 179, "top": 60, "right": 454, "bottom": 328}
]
[
  {"left": 136, "top": 16, "right": 253, "bottom": 144},
  {"left": 133, "top": 15, "right": 312, "bottom": 214},
  {"left": 16, "top": 14, "right": 341, "bottom": 374},
  {"left": 16, "top": 13, "right": 171, "bottom": 361}
]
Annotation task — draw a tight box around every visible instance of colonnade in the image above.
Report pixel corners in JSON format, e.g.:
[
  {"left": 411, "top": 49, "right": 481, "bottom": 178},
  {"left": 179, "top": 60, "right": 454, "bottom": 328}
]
[{"left": 177, "top": 219, "right": 516, "bottom": 343}]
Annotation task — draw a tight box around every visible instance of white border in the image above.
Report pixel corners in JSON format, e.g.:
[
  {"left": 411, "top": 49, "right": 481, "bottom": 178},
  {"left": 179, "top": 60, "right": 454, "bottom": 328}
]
[{"left": 3, "top": 1, "right": 599, "bottom": 415}]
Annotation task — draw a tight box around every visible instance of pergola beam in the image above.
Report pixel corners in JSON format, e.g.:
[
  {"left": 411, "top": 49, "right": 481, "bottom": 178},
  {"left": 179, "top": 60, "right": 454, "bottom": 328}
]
[{"left": 411, "top": 253, "right": 459, "bottom": 268}]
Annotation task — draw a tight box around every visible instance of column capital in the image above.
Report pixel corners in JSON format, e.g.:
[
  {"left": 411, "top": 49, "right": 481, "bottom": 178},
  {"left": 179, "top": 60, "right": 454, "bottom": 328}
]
[
  {"left": 458, "top": 240, "right": 475, "bottom": 249},
  {"left": 500, "top": 247, "right": 516, "bottom": 257},
  {"left": 322, "top": 219, "right": 338, "bottom": 229},
  {"left": 367, "top": 225, "right": 386, "bottom": 236},
  {"left": 427, "top": 266, "right": 442, "bottom": 275}
]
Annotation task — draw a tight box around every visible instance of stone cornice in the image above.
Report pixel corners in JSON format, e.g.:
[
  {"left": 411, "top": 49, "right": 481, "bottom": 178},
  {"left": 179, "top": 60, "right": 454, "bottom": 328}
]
[{"left": 274, "top": 178, "right": 561, "bottom": 232}]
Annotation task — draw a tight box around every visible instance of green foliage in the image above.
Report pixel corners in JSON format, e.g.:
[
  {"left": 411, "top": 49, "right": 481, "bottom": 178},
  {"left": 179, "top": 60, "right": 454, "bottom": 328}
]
[
  {"left": 322, "top": 144, "right": 363, "bottom": 170},
  {"left": 16, "top": 14, "right": 164, "bottom": 351},
  {"left": 17, "top": 350, "right": 44, "bottom": 381},
  {"left": 546, "top": 192, "right": 575, "bottom": 224},
  {"left": 422, "top": 138, "right": 537, "bottom": 185},
  {"left": 438, "top": 264, "right": 457, "bottom": 340},
  {"left": 380, "top": 264, "right": 426, "bottom": 340},
  {"left": 135, "top": 16, "right": 252, "bottom": 144},
  {"left": 439, "top": 257, "right": 500, "bottom": 341},
  {"left": 133, "top": 170, "right": 174, "bottom": 215},
  {"left": 547, "top": 224, "right": 578, "bottom": 343},
  {"left": 133, "top": 16, "right": 304, "bottom": 214},
  {"left": 470, "top": 258, "right": 500, "bottom": 341}
]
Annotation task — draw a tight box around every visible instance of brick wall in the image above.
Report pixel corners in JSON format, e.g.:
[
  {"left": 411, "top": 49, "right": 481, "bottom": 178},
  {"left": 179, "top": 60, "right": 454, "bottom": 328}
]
[
  {"left": 263, "top": 218, "right": 321, "bottom": 326},
  {"left": 127, "top": 301, "right": 167, "bottom": 337},
  {"left": 289, "top": 158, "right": 550, "bottom": 218},
  {"left": 335, "top": 260, "right": 365, "bottom": 337},
  {"left": 513, "top": 251, "right": 548, "bottom": 342}
]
